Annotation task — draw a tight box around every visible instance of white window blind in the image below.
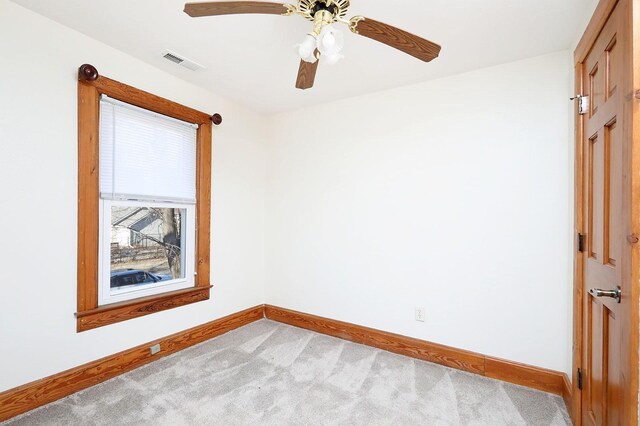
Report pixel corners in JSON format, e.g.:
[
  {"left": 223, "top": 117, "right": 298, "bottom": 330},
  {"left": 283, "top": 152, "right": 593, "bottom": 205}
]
[{"left": 99, "top": 96, "right": 198, "bottom": 203}]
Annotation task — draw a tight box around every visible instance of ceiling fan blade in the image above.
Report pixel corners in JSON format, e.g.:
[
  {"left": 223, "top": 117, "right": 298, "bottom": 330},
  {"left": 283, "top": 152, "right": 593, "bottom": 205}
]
[
  {"left": 295, "top": 53, "right": 320, "bottom": 90},
  {"left": 350, "top": 17, "right": 441, "bottom": 62},
  {"left": 184, "top": 1, "right": 292, "bottom": 17}
]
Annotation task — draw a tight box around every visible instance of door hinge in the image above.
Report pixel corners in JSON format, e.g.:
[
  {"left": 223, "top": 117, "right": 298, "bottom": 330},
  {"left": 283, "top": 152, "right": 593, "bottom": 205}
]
[
  {"left": 571, "top": 95, "right": 590, "bottom": 115},
  {"left": 578, "top": 233, "right": 585, "bottom": 253},
  {"left": 577, "top": 368, "right": 583, "bottom": 390}
]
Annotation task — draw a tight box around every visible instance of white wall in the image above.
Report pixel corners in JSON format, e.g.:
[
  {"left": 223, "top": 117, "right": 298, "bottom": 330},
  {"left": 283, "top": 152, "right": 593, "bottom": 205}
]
[
  {"left": 0, "top": 0, "right": 267, "bottom": 392},
  {"left": 266, "top": 51, "right": 573, "bottom": 374}
]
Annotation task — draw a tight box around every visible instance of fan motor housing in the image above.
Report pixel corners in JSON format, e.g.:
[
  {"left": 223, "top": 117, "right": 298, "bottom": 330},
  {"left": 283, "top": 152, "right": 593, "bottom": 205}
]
[{"left": 298, "top": 0, "right": 350, "bottom": 22}]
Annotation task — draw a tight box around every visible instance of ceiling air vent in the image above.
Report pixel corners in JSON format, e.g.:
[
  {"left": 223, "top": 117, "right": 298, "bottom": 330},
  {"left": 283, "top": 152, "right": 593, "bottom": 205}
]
[{"left": 161, "top": 50, "right": 205, "bottom": 71}]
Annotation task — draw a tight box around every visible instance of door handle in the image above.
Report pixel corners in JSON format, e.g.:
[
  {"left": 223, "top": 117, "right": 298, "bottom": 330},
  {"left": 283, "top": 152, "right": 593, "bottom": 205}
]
[{"left": 589, "top": 287, "right": 622, "bottom": 303}]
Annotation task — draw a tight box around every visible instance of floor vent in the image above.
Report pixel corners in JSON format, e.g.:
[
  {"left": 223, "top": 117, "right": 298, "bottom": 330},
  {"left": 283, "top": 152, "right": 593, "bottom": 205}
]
[{"left": 161, "top": 50, "right": 205, "bottom": 71}]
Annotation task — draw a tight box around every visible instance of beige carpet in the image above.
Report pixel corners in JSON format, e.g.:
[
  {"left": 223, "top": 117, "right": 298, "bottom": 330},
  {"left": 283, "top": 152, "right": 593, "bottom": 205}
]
[{"left": 4, "top": 320, "right": 571, "bottom": 425}]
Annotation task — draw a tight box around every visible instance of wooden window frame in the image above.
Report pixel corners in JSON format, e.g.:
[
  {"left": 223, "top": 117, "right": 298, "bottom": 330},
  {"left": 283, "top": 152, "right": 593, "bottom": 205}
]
[{"left": 76, "top": 64, "right": 214, "bottom": 332}]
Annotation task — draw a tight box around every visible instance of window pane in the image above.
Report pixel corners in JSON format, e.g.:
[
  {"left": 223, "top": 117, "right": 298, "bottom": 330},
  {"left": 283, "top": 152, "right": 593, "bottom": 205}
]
[{"left": 110, "top": 206, "right": 186, "bottom": 293}]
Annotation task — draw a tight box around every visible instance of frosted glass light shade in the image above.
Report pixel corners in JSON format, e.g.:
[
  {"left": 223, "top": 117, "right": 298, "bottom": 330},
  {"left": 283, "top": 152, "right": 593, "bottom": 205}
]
[
  {"left": 324, "top": 53, "right": 344, "bottom": 65},
  {"left": 322, "top": 31, "right": 336, "bottom": 49},
  {"left": 318, "top": 25, "right": 344, "bottom": 56},
  {"left": 297, "top": 34, "right": 318, "bottom": 62},
  {"left": 301, "top": 53, "right": 318, "bottom": 63}
]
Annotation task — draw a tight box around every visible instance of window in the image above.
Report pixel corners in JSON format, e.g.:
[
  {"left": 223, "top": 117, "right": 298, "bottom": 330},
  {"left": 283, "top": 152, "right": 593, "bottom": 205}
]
[
  {"left": 76, "top": 65, "right": 214, "bottom": 332},
  {"left": 98, "top": 97, "right": 197, "bottom": 306}
]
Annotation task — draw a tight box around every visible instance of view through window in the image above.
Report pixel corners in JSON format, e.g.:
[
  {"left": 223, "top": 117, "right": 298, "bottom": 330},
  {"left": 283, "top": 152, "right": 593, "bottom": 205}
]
[{"left": 110, "top": 206, "right": 186, "bottom": 293}]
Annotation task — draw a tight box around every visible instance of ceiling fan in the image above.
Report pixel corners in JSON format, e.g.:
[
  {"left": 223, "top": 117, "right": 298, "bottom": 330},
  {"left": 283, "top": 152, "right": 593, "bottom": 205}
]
[{"left": 184, "top": 0, "right": 441, "bottom": 90}]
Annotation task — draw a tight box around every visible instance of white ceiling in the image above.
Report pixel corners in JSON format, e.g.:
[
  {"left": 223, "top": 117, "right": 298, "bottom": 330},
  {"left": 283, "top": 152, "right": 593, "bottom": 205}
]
[{"left": 11, "top": 0, "right": 593, "bottom": 113}]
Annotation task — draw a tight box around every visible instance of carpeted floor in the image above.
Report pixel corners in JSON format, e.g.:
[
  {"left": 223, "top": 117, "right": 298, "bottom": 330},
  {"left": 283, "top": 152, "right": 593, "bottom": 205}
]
[{"left": 4, "top": 320, "right": 571, "bottom": 425}]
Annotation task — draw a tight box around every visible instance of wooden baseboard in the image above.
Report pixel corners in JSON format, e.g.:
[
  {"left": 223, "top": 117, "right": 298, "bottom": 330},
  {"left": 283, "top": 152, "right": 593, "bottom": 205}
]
[
  {"left": 1, "top": 304, "right": 572, "bottom": 423},
  {"left": 485, "top": 357, "right": 564, "bottom": 395},
  {"left": 264, "top": 305, "right": 567, "bottom": 397},
  {"left": 0, "top": 305, "right": 264, "bottom": 422},
  {"left": 264, "top": 304, "right": 485, "bottom": 374}
]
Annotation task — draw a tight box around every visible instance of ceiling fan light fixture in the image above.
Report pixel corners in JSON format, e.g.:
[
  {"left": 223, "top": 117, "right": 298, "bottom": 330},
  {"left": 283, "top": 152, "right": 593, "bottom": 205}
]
[
  {"left": 324, "top": 52, "right": 344, "bottom": 65},
  {"left": 184, "top": 0, "right": 442, "bottom": 91},
  {"left": 322, "top": 30, "right": 336, "bottom": 49},
  {"left": 301, "top": 52, "right": 319, "bottom": 63},
  {"left": 317, "top": 25, "right": 344, "bottom": 57},
  {"left": 297, "top": 34, "right": 318, "bottom": 62}
]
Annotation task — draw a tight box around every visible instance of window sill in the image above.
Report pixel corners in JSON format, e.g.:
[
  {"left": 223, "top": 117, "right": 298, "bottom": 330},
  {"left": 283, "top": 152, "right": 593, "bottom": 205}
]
[{"left": 75, "top": 285, "right": 212, "bottom": 332}]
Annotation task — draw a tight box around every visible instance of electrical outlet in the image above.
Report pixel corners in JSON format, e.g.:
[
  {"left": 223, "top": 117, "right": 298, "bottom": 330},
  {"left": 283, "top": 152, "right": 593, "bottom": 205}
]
[
  {"left": 415, "top": 307, "right": 426, "bottom": 322},
  {"left": 150, "top": 344, "right": 161, "bottom": 355}
]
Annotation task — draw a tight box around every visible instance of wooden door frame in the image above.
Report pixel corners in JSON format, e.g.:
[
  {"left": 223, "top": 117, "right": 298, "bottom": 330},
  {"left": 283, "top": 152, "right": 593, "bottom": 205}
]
[{"left": 572, "top": 0, "right": 640, "bottom": 424}]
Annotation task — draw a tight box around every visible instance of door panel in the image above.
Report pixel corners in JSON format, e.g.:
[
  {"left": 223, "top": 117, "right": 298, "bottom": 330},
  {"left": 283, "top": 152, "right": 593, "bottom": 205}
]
[
  {"left": 590, "top": 63, "right": 604, "bottom": 116},
  {"left": 586, "top": 297, "right": 604, "bottom": 424},
  {"left": 605, "top": 119, "right": 621, "bottom": 267},
  {"left": 581, "top": 1, "right": 627, "bottom": 425},
  {"left": 587, "top": 134, "right": 603, "bottom": 261},
  {"left": 605, "top": 37, "right": 619, "bottom": 98}
]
